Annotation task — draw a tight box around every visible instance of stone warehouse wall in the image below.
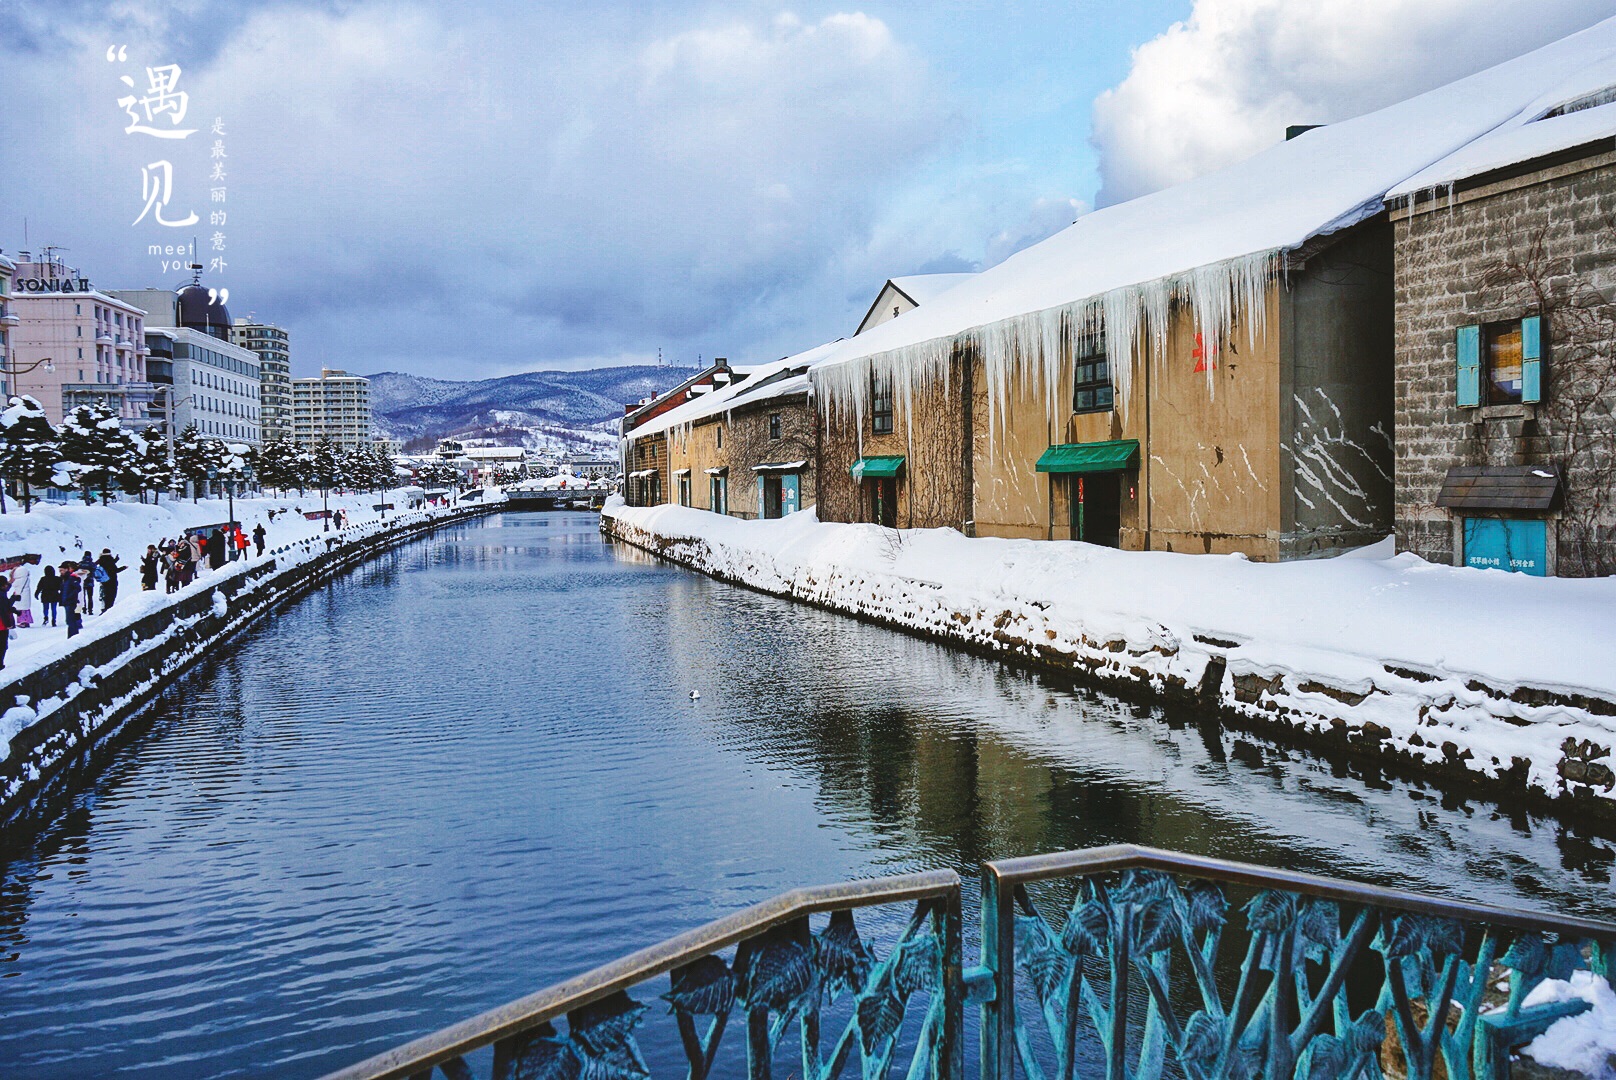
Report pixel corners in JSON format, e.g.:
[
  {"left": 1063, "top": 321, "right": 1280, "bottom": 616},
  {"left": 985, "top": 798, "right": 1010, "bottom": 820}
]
[
  {"left": 818, "top": 352, "right": 971, "bottom": 530},
  {"left": 1394, "top": 153, "right": 1616, "bottom": 575},
  {"left": 0, "top": 505, "right": 494, "bottom": 832},
  {"left": 603, "top": 504, "right": 1616, "bottom": 822},
  {"left": 726, "top": 394, "right": 816, "bottom": 519}
]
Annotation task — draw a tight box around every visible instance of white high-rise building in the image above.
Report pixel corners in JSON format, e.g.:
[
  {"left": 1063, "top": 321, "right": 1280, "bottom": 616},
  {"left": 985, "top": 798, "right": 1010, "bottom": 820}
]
[
  {"left": 231, "top": 320, "right": 292, "bottom": 443},
  {"left": 292, "top": 369, "right": 371, "bottom": 448}
]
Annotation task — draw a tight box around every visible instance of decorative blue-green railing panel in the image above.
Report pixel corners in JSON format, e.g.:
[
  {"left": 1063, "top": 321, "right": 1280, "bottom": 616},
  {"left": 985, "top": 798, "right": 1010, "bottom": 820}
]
[
  {"left": 323, "top": 871, "right": 963, "bottom": 1080},
  {"left": 325, "top": 848, "right": 1613, "bottom": 1080},
  {"left": 981, "top": 847, "right": 1616, "bottom": 1080}
]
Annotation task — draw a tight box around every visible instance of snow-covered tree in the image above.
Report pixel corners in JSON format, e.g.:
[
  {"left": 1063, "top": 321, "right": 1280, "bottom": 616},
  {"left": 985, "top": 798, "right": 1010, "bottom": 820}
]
[
  {"left": 173, "top": 423, "right": 211, "bottom": 501},
  {"left": 308, "top": 436, "right": 344, "bottom": 493},
  {"left": 54, "top": 403, "right": 132, "bottom": 505},
  {"left": 417, "top": 460, "right": 460, "bottom": 488},
  {"left": 218, "top": 441, "right": 254, "bottom": 498},
  {"left": 120, "top": 426, "right": 176, "bottom": 503},
  {"left": 0, "top": 396, "right": 59, "bottom": 513},
  {"left": 257, "top": 440, "right": 308, "bottom": 494}
]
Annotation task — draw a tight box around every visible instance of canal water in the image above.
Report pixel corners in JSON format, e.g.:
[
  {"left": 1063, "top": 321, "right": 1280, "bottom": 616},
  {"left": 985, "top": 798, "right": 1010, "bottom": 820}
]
[{"left": 0, "top": 512, "right": 1611, "bottom": 1078}]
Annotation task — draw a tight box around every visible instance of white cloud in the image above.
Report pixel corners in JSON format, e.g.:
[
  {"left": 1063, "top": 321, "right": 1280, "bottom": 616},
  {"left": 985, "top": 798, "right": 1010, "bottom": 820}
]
[
  {"left": 0, "top": 4, "right": 954, "bottom": 376},
  {"left": 1091, "top": 0, "right": 1616, "bottom": 205}
]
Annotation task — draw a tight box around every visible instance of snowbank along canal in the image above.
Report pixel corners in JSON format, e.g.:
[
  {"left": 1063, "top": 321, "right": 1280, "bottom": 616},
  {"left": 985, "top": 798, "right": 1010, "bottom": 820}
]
[{"left": 0, "top": 511, "right": 1610, "bottom": 1078}]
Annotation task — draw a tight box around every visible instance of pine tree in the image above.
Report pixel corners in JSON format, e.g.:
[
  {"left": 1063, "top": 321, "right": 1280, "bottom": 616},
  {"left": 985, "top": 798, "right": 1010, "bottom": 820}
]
[
  {"left": 54, "top": 402, "right": 130, "bottom": 505},
  {"left": 217, "top": 441, "right": 252, "bottom": 496},
  {"left": 173, "top": 423, "right": 211, "bottom": 501},
  {"left": 309, "top": 437, "right": 344, "bottom": 493},
  {"left": 127, "top": 427, "right": 177, "bottom": 504},
  {"left": 0, "top": 396, "right": 59, "bottom": 513},
  {"left": 342, "top": 444, "right": 373, "bottom": 492},
  {"left": 257, "top": 439, "right": 304, "bottom": 494}
]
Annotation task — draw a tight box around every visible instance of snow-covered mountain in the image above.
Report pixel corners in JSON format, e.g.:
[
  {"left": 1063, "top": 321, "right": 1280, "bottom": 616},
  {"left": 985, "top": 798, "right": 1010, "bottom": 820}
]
[{"left": 366, "top": 366, "right": 698, "bottom": 453}]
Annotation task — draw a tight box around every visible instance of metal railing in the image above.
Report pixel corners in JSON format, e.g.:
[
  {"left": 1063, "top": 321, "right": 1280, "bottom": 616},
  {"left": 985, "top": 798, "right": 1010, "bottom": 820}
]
[
  {"left": 323, "top": 870, "right": 963, "bottom": 1080},
  {"left": 323, "top": 846, "right": 1615, "bottom": 1080}
]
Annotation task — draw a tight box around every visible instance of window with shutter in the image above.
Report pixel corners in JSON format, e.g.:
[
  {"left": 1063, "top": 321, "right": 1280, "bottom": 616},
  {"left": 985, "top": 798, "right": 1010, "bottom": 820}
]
[
  {"left": 1521, "top": 314, "right": 1544, "bottom": 403},
  {"left": 1456, "top": 325, "right": 1481, "bottom": 407}
]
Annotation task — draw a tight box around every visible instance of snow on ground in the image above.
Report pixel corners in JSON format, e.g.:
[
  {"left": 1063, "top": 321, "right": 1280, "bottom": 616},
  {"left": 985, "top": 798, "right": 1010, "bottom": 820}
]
[
  {"left": 1523, "top": 971, "right": 1616, "bottom": 1078},
  {"left": 604, "top": 499, "right": 1616, "bottom": 804},
  {"left": 0, "top": 490, "right": 469, "bottom": 687}
]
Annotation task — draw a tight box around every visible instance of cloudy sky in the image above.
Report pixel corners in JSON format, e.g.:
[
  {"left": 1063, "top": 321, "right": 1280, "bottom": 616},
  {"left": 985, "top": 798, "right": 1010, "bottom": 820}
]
[{"left": 1, "top": 0, "right": 1611, "bottom": 380}]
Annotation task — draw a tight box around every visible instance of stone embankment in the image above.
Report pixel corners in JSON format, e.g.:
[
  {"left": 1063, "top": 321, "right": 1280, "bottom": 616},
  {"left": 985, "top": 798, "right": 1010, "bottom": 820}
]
[
  {"left": 602, "top": 503, "right": 1616, "bottom": 822},
  {"left": 0, "top": 504, "right": 493, "bottom": 830}
]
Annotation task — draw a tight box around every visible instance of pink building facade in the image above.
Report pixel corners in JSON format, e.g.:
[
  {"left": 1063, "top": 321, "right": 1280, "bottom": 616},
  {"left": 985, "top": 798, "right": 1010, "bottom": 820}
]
[
  {"left": 0, "top": 254, "right": 15, "bottom": 381},
  {"left": 7, "top": 252, "right": 148, "bottom": 423}
]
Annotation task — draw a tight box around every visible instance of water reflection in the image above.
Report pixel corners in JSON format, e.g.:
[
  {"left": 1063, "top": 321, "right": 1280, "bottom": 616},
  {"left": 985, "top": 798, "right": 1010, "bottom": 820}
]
[{"left": 0, "top": 512, "right": 1608, "bottom": 1079}]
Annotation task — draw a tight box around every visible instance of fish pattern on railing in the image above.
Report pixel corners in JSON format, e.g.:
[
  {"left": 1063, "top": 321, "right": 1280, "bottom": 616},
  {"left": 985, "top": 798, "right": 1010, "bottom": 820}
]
[
  {"left": 414, "top": 898, "right": 953, "bottom": 1080},
  {"left": 1001, "top": 868, "right": 1610, "bottom": 1080}
]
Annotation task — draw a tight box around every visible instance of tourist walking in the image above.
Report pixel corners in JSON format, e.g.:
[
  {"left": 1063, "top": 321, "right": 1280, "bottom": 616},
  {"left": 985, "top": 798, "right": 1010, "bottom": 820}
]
[
  {"left": 98, "top": 549, "right": 125, "bottom": 610},
  {"left": 252, "top": 523, "right": 266, "bottom": 556},
  {"left": 206, "top": 528, "right": 227, "bottom": 571},
  {"left": 35, "top": 565, "right": 59, "bottom": 627},
  {"left": 60, "top": 565, "right": 83, "bottom": 639},
  {"left": 9, "top": 560, "right": 33, "bottom": 629},
  {"left": 188, "top": 531, "right": 205, "bottom": 566},
  {"left": 175, "top": 544, "right": 196, "bottom": 588},
  {"left": 77, "top": 552, "right": 97, "bottom": 615},
  {"left": 140, "top": 546, "right": 161, "bottom": 591},
  {"left": 235, "top": 526, "right": 250, "bottom": 560},
  {"left": 0, "top": 590, "right": 15, "bottom": 670}
]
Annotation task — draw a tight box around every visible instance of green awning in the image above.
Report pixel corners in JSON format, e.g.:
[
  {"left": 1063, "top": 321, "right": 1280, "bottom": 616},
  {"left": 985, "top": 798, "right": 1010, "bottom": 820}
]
[
  {"left": 850, "top": 455, "right": 905, "bottom": 480},
  {"left": 1035, "top": 439, "right": 1140, "bottom": 474}
]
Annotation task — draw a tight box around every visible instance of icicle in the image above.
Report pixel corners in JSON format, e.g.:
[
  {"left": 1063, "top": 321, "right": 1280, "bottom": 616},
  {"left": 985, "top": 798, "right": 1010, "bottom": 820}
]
[{"left": 813, "top": 248, "right": 1281, "bottom": 444}]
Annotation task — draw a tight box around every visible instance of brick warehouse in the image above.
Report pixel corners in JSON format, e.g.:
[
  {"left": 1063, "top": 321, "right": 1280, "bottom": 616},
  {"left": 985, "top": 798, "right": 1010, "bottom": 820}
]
[{"left": 1389, "top": 109, "right": 1616, "bottom": 577}]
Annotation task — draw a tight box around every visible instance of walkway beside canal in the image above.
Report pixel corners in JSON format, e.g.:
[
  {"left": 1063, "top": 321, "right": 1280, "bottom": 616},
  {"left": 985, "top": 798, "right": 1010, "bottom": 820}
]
[{"left": 601, "top": 498, "right": 1616, "bottom": 817}]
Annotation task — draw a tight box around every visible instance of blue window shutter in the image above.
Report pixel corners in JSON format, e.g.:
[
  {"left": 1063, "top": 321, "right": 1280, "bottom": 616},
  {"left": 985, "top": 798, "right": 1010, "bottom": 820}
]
[
  {"left": 1521, "top": 315, "right": 1543, "bottom": 403},
  {"left": 1456, "top": 325, "right": 1481, "bottom": 407}
]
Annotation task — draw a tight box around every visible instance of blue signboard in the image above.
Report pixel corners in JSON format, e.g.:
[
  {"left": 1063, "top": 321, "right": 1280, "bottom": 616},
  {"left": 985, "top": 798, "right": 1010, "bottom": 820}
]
[
  {"left": 781, "top": 474, "right": 800, "bottom": 516},
  {"left": 1463, "top": 517, "right": 1547, "bottom": 576}
]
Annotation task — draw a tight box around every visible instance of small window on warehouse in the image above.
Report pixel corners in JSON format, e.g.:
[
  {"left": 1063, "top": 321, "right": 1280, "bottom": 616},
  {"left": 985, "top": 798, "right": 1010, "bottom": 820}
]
[
  {"left": 1072, "top": 344, "right": 1114, "bottom": 414},
  {"left": 769, "top": 413, "right": 782, "bottom": 440},
  {"left": 871, "top": 373, "right": 894, "bottom": 435}
]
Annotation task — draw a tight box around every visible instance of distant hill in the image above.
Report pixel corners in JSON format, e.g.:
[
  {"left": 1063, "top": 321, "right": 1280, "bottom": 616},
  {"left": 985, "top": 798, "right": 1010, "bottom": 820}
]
[{"left": 365, "top": 365, "right": 698, "bottom": 453}]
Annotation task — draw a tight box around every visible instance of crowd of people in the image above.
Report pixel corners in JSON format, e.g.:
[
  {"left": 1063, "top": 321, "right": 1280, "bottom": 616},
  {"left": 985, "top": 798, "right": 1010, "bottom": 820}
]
[{"left": 0, "top": 521, "right": 270, "bottom": 669}]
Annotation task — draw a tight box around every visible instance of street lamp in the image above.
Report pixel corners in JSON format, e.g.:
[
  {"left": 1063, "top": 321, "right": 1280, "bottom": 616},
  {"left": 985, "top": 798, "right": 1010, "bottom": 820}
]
[{"left": 2, "top": 355, "right": 55, "bottom": 400}]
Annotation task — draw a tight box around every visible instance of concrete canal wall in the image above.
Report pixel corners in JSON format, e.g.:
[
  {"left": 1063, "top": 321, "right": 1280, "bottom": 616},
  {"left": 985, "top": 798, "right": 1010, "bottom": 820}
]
[
  {"left": 602, "top": 501, "right": 1616, "bottom": 822},
  {"left": 0, "top": 503, "right": 495, "bottom": 831}
]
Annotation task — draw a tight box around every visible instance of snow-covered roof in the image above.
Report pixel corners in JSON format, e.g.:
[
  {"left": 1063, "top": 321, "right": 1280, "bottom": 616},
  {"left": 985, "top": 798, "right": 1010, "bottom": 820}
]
[
  {"left": 888, "top": 274, "right": 976, "bottom": 306},
  {"left": 810, "top": 17, "right": 1616, "bottom": 414},
  {"left": 624, "top": 339, "right": 837, "bottom": 442},
  {"left": 731, "top": 373, "right": 809, "bottom": 408},
  {"left": 1390, "top": 99, "right": 1616, "bottom": 196},
  {"left": 0, "top": 254, "right": 14, "bottom": 273}
]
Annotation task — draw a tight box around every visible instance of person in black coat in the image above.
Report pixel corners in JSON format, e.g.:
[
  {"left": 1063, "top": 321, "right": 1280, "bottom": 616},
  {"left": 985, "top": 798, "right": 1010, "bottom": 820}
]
[
  {"left": 140, "top": 545, "right": 161, "bottom": 591},
  {"left": 252, "top": 523, "right": 266, "bottom": 556},
  {"left": 35, "top": 565, "right": 59, "bottom": 627},
  {"left": 59, "top": 565, "right": 83, "bottom": 638},
  {"left": 77, "top": 551, "right": 97, "bottom": 615},
  {"left": 97, "top": 548, "right": 126, "bottom": 610},
  {"left": 0, "top": 590, "right": 15, "bottom": 669},
  {"left": 206, "top": 529, "right": 227, "bottom": 571}
]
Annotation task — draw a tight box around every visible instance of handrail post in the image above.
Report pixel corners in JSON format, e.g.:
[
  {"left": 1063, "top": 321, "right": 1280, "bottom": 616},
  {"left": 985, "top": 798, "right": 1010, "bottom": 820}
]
[
  {"left": 980, "top": 864, "right": 1015, "bottom": 1080},
  {"left": 940, "top": 881, "right": 966, "bottom": 1080}
]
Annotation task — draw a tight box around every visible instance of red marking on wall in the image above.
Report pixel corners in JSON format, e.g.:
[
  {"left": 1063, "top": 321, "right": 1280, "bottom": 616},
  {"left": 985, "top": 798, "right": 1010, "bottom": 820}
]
[{"left": 1193, "top": 332, "right": 1218, "bottom": 373}]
